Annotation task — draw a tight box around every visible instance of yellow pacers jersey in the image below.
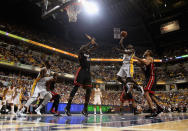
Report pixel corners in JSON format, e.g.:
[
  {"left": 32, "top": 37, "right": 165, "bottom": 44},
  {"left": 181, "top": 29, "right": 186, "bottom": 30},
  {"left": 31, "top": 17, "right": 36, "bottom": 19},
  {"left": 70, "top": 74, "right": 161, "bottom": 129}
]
[
  {"left": 122, "top": 51, "right": 134, "bottom": 78},
  {"left": 30, "top": 77, "right": 40, "bottom": 96},
  {"left": 129, "top": 54, "right": 134, "bottom": 78}
]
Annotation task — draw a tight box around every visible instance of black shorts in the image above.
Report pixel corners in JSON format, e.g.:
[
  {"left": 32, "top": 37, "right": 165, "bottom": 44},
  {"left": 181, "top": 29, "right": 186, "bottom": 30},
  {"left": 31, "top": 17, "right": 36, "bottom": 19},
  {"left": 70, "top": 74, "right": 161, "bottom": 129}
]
[
  {"left": 120, "top": 90, "right": 133, "bottom": 102},
  {"left": 143, "top": 75, "right": 156, "bottom": 94},
  {"left": 74, "top": 67, "right": 92, "bottom": 87}
]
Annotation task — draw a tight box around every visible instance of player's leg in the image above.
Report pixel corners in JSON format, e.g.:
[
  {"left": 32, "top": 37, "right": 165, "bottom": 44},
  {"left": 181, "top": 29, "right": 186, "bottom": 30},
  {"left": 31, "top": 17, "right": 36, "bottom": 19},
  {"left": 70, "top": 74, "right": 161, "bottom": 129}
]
[
  {"left": 98, "top": 97, "right": 102, "bottom": 114},
  {"left": 93, "top": 97, "right": 97, "bottom": 114},
  {"left": 6, "top": 96, "right": 15, "bottom": 114},
  {"left": 133, "top": 80, "right": 144, "bottom": 95},
  {"left": 131, "top": 99, "right": 140, "bottom": 115},
  {"left": 35, "top": 92, "right": 52, "bottom": 115},
  {"left": 150, "top": 94, "right": 164, "bottom": 114},
  {"left": 50, "top": 94, "right": 60, "bottom": 115},
  {"left": 120, "top": 91, "right": 125, "bottom": 114},
  {"left": 10, "top": 103, "right": 15, "bottom": 114},
  {"left": 18, "top": 97, "right": 37, "bottom": 114},
  {"left": 65, "top": 67, "right": 82, "bottom": 116},
  {"left": 143, "top": 75, "right": 159, "bottom": 117},
  {"left": 117, "top": 67, "right": 126, "bottom": 85},
  {"left": 144, "top": 91, "right": 158, "bottom": 117},
  {"left": 82, "top": 87, "right": 92, "bottom": 117},
  {"left": 94, "top": 105, "right": 97, "bottom": 115},
  {"left": 144, "top": 91, "right": 155, "bottom": 110},
  {"left": 17, "top": 88, "right": 39, "bottom": 116},
  {"left": 65, "top": 85, "right": 79, "bottom": 116},
  {"left": 99, "top": 105, "right": 102, "bottom": 114},
  {"left": 0, "top": 99, "right": 3, "bottom": 112}
]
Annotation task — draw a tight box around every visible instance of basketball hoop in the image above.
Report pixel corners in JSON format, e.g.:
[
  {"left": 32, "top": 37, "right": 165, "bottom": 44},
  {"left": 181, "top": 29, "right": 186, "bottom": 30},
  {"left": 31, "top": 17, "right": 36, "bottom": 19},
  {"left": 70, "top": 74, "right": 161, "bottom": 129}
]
[{"left": 65, "top": 2, "right": 81, "bottom": 22}]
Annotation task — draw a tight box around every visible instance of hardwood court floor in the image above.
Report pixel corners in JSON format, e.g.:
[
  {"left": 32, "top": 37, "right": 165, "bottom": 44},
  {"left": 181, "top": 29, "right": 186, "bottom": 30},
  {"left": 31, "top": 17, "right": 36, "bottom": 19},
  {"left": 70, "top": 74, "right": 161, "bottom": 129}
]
[{"left": 0, "top": 113, "right": 187, "bottom": 131}]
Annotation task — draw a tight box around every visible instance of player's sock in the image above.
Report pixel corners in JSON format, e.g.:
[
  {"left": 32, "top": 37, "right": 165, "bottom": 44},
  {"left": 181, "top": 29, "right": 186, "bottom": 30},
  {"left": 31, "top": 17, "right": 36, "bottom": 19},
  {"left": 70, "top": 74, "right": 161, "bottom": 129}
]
[
  {"left": 94, "top": 107, "right": 96, "bottom": 114},
  {"left": 100, "top": 108, "right": 102, "bottom": 114},
  {"left": 0, "top": 104, "right": 2, "bottom": 111},
  {"left": 11, "top": 105, "right": 15, "bottom": 114},
  {"left": 16, "top": 105, "right": 20, "bottom": 113},
  {"left": 20, "top": 106, "right": 26, "bottom": 113},
  {"left": 36, "top": 104, "right": 44, "bottom": 111}
]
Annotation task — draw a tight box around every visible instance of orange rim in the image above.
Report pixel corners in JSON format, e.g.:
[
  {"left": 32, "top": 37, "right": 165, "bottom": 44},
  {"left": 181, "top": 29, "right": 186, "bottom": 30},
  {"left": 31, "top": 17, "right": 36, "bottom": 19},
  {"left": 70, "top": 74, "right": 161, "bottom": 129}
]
[{"left": 65, "top": 2, "right": 81, "bottom": 11}]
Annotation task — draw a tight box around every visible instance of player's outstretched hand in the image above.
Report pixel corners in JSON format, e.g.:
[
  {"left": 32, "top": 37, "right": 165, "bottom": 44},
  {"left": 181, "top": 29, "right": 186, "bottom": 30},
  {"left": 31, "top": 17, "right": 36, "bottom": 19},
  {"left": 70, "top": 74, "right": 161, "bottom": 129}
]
[{"left": 85, "top": 34, "right": 92, "bottom": 40}]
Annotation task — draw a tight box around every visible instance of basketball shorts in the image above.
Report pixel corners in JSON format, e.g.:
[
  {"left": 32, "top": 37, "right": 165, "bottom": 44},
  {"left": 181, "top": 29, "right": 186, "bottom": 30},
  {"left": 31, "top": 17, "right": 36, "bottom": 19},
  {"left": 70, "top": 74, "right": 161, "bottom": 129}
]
[
  {"left": 94, "top": 96, "right": 101, "bottom": 105},
  {"left": 143, "top": 75, "right": 156, "bottom": 94},
  {"left": 5, "top": 95, "right": 13, "bottom": 103},
  {"left": 74, "top": 67, "right": 92, "bottom": 87},
  {"left": 13, "top": 95, "right": 20, "bottom": 105},
  {"left": 117, "top": 64, "right": 133, "bottom": 78},
  {"left": 32, "top": 86, "right": 48, "bottom": 98},
  {"left": 120, "top": 90, "right": 133, "bottom": 102}
]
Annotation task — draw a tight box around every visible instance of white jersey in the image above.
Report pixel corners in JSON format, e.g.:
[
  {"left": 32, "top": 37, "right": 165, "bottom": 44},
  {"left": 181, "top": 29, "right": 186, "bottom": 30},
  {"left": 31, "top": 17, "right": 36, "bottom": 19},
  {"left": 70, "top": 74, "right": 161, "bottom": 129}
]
[
  {"left": 94, "top": 88, "right": 102, "bottom": 98},
  {"left": 94, "top": 88, "right": 102, "bottom": 105},
  {"left": 32, "top": 76, "right": 53, "bottom": 98},
  {"left": 35, "top": 76, "right": 53, "bottom": 90},
  {"left": 117, "top": 50, "right": 134, "bottom": 78},
  {"left": 5, "top": 87, "right": 15, "bottom": 103},
  {"left": 13, "top": 88, "right": 22, "bottom": 105},
  {"left": 6, "top": 87, "right": 15, "bottom": 97},
  {"left": 122, "top": 50, "right": 134, "bottom": 66}
]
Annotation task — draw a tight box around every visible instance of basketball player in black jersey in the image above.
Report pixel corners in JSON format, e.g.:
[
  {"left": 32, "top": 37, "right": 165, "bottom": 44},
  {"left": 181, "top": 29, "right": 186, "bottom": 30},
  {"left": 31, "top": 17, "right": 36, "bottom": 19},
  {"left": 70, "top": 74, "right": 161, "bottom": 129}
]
[
  {"left": 65, "top": 35, "right": 97, "bottom": 117},
  {"left": 134, "top": 50, "right": 163, "bottom": 118}
]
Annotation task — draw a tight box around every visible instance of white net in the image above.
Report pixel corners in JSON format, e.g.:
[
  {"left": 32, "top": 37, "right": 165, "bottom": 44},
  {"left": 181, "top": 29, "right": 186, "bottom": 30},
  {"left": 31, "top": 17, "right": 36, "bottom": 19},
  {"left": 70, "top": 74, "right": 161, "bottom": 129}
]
[{"left": 66, "top": 3, "right": 81, "bottom": 22}]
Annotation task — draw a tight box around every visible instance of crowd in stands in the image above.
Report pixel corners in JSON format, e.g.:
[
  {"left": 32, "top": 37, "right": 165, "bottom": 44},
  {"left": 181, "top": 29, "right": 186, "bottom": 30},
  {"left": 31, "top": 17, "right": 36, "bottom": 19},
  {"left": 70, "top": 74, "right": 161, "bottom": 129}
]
[
  {"left": 1, "top": 39, "right": 188, "bottom": 84},
  {"left": 0, "top": 71, "right": 187, "bottom": 114},
  {"left": 0, "top": 40, "right": 78, "bottom": 75}
]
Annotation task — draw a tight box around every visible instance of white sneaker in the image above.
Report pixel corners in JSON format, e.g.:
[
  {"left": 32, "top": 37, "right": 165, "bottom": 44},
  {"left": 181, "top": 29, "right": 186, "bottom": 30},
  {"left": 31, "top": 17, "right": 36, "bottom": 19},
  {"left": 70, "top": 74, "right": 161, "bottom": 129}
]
[
  {"left": 16, "top": 111, "right": 26, "bottom": 117},
  {"left": 35, "top": 109, "right": 41, "bottom": 115},
  {"left": 94, "top": 112, "right": 96, "bottom": 115},
  {"left": 11, "top": 112, "right": 16, "bottom": 115}
]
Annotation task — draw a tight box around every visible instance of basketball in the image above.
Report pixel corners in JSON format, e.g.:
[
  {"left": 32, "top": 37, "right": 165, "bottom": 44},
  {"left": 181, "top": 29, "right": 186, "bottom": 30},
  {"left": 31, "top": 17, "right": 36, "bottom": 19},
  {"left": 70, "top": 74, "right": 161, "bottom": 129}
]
[{"left": 121, "top": 31, "right": 127, "bottom": 37}]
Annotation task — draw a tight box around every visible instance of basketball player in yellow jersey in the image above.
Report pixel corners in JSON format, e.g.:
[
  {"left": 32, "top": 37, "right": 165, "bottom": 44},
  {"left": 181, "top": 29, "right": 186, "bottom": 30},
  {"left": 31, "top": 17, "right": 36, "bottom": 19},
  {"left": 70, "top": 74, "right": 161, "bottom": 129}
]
[
  {"left": 30, "top": 61, "right": 51, "bottom": 97},
  {"left": 116, "top": 34, "right": 144, "bottom": 114}
]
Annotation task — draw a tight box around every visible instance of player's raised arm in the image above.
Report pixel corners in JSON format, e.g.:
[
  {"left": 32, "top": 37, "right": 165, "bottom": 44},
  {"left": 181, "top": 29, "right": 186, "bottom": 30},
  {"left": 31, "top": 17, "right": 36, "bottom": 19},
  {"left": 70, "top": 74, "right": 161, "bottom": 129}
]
[
  {"left": 119, "top": 37, "right": 125, "bottom": 50},
  {"left": 134, "top": 56, "right": 152, "bottom": 66},
  {"left": 119, "top": 31, "right": 128, "bottom": 50},
  {"left": 79, "top": 34, "right": 98, "bottom": 52}
]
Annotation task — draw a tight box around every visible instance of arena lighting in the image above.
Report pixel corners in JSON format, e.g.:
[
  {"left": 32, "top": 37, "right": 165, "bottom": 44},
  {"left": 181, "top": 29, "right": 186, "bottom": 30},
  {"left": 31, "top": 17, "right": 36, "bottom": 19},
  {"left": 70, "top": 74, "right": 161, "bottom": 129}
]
[
  {"left": 0, "top": 29, "right": 162, "bottom": 62},
  {"left": 81, "top": 0, "right": 99, "bottom": 14}
]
